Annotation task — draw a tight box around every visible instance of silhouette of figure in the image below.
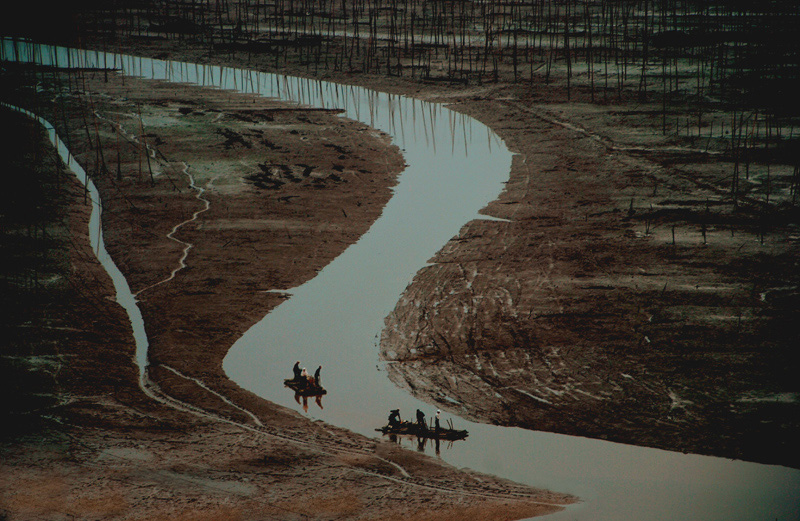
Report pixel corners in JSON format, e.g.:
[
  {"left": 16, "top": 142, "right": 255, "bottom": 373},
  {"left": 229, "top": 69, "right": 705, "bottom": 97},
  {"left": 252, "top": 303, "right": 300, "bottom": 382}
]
[
  {"left": 388, "top": 409, "right": 401, "bottom": 427},
  {"left": 293, "top": 361, "right": 301, "bottom": 380},
  {"left": 314, "top": 365, "right": 322, "bottom": 387},
  {"left": 416, "top": 409, "right": 426, "bottom": 429}
]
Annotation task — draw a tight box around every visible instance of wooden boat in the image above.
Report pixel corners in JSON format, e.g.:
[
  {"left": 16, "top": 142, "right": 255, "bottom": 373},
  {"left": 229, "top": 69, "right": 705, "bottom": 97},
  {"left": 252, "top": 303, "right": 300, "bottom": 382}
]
[
  {"left": 284, "top": 377, "right": 327, "bottom": 396},
  {"left": 376, "top": 421, "right": 468, "bottom": 441}
]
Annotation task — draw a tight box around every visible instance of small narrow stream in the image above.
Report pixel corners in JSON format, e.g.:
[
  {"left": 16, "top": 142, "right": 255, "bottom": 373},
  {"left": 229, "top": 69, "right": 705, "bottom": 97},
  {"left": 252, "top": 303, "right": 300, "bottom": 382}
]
[
  {"left": 4, "top": 39, "right": 798, "bottom": 521},
  {"left": 1, "top": 102, "right": 149, "bottom": 389}
]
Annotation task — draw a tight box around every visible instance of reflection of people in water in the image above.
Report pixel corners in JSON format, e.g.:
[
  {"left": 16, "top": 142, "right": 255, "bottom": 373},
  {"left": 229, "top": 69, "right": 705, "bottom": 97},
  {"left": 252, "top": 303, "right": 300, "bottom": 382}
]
[
  {"left": 294, "top": 391, "right": 324, "bottom": 412},
  {"left": 388, "top": 409, "right": 401, "bottom": 427},
  {"left": 288, "top": 362, "right": 324, "bottom": 412}
]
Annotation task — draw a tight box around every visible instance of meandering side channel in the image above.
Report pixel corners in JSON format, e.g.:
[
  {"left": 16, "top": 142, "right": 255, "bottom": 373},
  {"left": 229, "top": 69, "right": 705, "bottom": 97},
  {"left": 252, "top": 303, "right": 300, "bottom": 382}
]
[
  {"left": 1, "top": 102, "right": 149, "bottom": 388},
  {"left": 5, "top": 41, "right": 798, "bottom": 521}
]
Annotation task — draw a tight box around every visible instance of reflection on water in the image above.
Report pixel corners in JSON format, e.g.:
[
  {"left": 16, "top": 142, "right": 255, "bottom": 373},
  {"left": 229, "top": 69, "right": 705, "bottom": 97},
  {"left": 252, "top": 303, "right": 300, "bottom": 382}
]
[
  {"left": 1, "top": 42, "right": 496, "bottom": 160},
  {"left": 293, "top": 392, "right": 324, "bottom": 413},
  {"left": 390, "top": 434, "right": 457, "bottom": 457},
  {"left": 4, "top": 39, "right": 798, "bottom": 521}
]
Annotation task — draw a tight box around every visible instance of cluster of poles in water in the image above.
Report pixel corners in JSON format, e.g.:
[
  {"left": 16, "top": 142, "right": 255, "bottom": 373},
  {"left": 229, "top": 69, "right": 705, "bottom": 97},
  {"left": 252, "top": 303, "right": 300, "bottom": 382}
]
[
  {"left": 75, "top": 1, "right": 796, "bottom": 102},
  {"left": 33, "top": 0, "right": 800, "bottom": 208}
]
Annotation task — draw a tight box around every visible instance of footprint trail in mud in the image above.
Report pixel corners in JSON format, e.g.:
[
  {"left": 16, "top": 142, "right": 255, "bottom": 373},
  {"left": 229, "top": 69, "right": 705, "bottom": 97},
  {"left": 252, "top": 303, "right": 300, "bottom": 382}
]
[
  {"left": 92, "top": 110, "right": 211, "bottom": 298},
  {"left": 135, "top": 163, "right": 214, "bottom": 298}
]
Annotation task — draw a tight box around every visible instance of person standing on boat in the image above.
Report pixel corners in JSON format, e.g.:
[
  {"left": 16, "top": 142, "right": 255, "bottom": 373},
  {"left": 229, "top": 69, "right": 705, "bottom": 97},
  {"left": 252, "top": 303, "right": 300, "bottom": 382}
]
[
  {"left": 293, "top": 361, "right": 301, "bottom": 380},
  {"left": 314, "top": 365, "right": 322, "bottom": 387},
  {"left": 388, "top": 409, "right": 401, "bottom": 427},
  {"left": 416, "top": 409, "right": 426, "bottom": 430},
  {"left": 434, "top": 409, "right": 441, "bottom": 433}
]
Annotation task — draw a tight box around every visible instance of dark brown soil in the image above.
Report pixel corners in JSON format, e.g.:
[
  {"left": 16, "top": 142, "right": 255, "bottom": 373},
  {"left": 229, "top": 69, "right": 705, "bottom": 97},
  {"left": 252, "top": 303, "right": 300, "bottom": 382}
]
[{"left": 381, "top": 97, "right": 800, "bottom": 468}]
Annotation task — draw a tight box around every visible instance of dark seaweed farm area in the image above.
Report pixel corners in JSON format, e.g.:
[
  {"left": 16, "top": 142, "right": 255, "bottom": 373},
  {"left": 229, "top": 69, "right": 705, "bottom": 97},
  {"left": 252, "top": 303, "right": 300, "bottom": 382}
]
[{"left": 7, "top": 0, "right": 800, "bottom": 226}]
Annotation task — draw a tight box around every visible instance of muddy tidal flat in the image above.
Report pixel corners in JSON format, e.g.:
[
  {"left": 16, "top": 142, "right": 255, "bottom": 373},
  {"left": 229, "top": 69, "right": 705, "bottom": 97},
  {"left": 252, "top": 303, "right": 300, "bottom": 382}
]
[
  {"left": 0, "top": 59, "right": 572, "bottom": 520},
  {"left": 2, "top": 3, "right": 800, "bottom": 519}
]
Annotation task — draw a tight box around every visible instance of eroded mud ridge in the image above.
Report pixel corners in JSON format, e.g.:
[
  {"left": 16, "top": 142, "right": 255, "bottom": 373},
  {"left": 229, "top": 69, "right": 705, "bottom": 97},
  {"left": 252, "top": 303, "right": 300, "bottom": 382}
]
[
  {"left": 0, "top": 63, "right": 573, "bottom": 520},
  {"left": 381, "top": 98, "right": 800, "bottom": 468}
]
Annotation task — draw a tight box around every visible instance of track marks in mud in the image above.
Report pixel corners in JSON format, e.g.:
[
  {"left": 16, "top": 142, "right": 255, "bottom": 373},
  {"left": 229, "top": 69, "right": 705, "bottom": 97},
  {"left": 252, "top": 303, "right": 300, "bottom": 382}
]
[
  {"left": 135, "top": 164, "right": 213, "bottom": 298},
  {"left": 92, "top": 111, "right": 216, "bottom": 299},
  {"left": 503, "top": 100, "right": 722, "bottom": 157},
  {"left": 160, "top": 364, "right": 264, "bottom": 427}
]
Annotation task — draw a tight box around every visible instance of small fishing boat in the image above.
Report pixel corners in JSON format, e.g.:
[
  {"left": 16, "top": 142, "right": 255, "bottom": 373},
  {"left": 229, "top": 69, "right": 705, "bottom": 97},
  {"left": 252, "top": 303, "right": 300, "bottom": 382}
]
[
  {"left": 376, "top": 421, "right": 468, "bottom": 441},
  {"left": 284, "top": 377, "right": 327, "bottom": 396}
]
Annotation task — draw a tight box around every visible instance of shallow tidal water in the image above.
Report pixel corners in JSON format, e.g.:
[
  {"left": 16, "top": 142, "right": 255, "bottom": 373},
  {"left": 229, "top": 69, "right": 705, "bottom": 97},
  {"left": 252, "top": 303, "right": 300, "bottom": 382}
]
[{"left": 4, "top": 38, "right": 799, "bottom": 521}]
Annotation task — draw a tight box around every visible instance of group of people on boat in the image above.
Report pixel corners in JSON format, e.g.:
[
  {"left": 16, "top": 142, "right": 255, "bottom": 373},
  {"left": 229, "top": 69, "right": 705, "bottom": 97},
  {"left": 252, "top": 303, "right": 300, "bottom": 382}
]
[
  {"left": 285, "top": 360, "right": 326, "bottom": 412},
  {"left": 288, "top": 361, "right": 323, "bottom": 390},
  {"left": 384, "top": 406, "right": 468, "bottom": 437},
  {"left": 388, "top": 407, "right": 440, "bottom": 431}
]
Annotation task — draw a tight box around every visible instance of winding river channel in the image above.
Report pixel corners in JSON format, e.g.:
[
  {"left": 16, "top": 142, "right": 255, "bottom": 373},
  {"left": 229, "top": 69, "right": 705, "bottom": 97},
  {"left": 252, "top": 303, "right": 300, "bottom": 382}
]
[{"left": 4, "top": 39, "right": 799, "bottom": 521}]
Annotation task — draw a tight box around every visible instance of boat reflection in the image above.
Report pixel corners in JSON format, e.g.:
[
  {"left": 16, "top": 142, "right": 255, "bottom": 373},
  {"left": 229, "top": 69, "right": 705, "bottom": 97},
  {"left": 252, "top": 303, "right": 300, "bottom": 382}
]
[
  {"left": 293, "top": 391, "right": 324, "bottom": 413},
  {"left": 383, "top": 430, "right": 466, "bottom": 456}
]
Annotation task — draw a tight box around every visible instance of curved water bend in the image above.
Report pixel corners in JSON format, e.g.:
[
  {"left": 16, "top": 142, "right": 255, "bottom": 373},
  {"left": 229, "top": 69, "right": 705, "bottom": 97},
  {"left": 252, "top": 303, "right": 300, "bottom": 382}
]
[{"left": 5, "top": 40, "right": 798, "bottom": 521}]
